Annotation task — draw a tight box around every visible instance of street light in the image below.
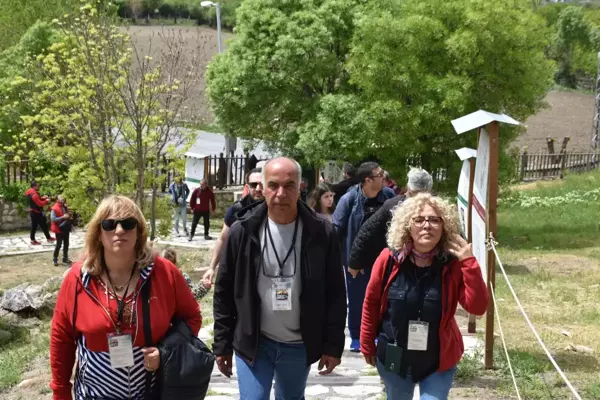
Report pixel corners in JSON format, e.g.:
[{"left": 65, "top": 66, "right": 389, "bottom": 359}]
[{"left": 201, "top": 1, "right": 222, "bottom": 54}]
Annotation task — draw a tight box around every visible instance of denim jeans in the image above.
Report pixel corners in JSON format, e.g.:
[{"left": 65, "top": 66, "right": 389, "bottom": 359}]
[
  {"left": 376, "top": 360, "right": 456, "bottom": 400},
  {"left": 236, "top": 336, "right": 310, "bottom": 400},
  {"left": 173, "top": 205, "right": 187, "bottom": 233}
]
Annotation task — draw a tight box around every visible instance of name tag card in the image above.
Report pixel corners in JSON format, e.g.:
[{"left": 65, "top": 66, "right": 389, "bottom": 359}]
[
  {"left": 407, "top": 320, "right": 429, "bottom": 351},
  {"left": 272, "top": 278, "right": 293, "bottom": 311},
  {"left": 107, "top": 334, "right": 134, "bottom": 368}
]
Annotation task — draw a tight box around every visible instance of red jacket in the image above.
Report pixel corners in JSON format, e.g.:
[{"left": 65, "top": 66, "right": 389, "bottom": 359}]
[
  {"left": 190, "top": 187, "right": 216, "bottom": 213},
  {"left": 361, "top": 248, "right": 488, "bottom": 372},
  {"left": 50, "top": 202, "right": 68, "bottom": 234},
  {"left": 25, "top": 187, "right": 49, "bottom": 213},
  {"left": 50, "top": 256, "right": 202, "bottom": 400}
]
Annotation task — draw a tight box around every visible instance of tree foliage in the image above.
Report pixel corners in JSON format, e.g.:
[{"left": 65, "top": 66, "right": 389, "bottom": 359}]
[{"left": 207, "top": 0, "right": 554, "bottom": 185}]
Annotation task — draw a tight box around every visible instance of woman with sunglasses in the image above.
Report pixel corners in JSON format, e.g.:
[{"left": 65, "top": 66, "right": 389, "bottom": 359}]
[
  {"left": 360, "top": 193, "right": 488, "bottom": 399},
  {"left": 50, "top": 195, "right": 201, "bottom": 400}
]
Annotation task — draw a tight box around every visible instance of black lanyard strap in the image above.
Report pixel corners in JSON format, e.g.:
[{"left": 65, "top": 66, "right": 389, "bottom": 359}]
[
  {"left": 102, "top": 257, "right": 136, "bottom": 330},
  {"left": 262, "top": 217, "right": 299, "bottom": 278}
]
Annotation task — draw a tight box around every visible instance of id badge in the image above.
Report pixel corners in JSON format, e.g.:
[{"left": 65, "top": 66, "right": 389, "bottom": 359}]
[
  {"left": 196, "top": 198, "right": 201, "bottom": 205},
  {"left": 407, "top": 320, "right": 429, "bottom": 351},
  {"left": 272, "top": 278, "right": 292, "bottom": 311},
  {"left": 107, "top": 334, "right": 134, "bottom": 368}
]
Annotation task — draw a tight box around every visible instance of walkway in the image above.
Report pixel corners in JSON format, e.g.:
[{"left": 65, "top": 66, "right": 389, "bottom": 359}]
[
  {"left": 201, "top": 328, "right": 482, "bottom": 400},
  {"left": 0, "top": 229, "right": 214, "bottom": 257}
]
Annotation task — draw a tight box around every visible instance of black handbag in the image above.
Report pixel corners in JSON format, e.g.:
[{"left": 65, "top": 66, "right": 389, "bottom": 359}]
[{"left": 141, "top": 277, "right": 215, "bottom": 400}]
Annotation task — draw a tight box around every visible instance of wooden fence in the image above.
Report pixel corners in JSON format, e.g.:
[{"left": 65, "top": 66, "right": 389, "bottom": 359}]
[
  {"left": 518, "top": 151, "right": 599, "bottom": 180},
  {"left": 204, "top": 153, "right": 267, "bottom": 189},
  {"left": 4, "top": 160, "right": 30, "bottom": 185}
]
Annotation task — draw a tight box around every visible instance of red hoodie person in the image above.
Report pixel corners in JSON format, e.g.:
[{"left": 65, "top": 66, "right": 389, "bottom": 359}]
[{"left": 25, "top": 187, "right": 49, "bottom": 213}]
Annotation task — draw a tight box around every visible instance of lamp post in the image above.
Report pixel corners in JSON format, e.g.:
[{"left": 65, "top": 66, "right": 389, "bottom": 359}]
[{"left": 201, "top": 1, "right": 234, "bottom": 185}]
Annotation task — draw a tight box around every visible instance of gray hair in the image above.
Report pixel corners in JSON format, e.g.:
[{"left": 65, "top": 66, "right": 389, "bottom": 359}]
[
  {"left": 262, "top": 157, "right": 302, "bottom": 189},
  {"left": 407, "top": 167, "right": 433, "bottom": 192}
]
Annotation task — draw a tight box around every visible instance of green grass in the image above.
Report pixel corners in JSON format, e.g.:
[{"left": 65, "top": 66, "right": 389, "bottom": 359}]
[
  {"left": 498, "top": 170, "right": 600, "bottom": 250},
  {"left": 0, "top": 322, "right": 50, "bottom": 391}
]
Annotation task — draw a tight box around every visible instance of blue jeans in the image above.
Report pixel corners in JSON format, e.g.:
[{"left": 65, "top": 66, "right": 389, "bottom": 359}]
[
  {"left": 236, "top": 336, "right": 310, "bottom": 400},
  {"left": 173, "top": 204, "right": 187, "bottom": 233},
  {"left": 376, "top": 360, "right": 456, "bottom": 400},
  {"left": 346, "top": 266, "right": 372, "bottom": 340}
]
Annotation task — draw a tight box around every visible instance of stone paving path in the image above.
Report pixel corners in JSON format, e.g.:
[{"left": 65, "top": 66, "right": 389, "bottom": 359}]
[
  {"left": 200, "top": 328, "right": 482, "bottom": 400},
  {"left": 0, "top": 229, "right": 215, "bottom": 256}
]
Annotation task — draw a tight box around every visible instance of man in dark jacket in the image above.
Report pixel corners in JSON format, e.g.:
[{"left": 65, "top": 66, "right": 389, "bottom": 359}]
[
  {"left": 168, "top": 176, "right": 190, "bottom": 236},
  {"left": 25, "top": 181, "right": 55, "bottom": 245},
  {"left": 202, "top": 168, "right": 264, "bottom": 287},
  {"left": 332, "top": 163, "right": 359, "bottom": 205},
  {"left": 213, "top": 157, "right": 346, "bottom": 399},
  {"left": 189, "top": 179, "right": 216, "bottom": 241},
  {"left": 332, "top": 161, "right": 395, "bottom": 351},
  {"left": 348, "top": 167, "right": 434, "bottom": 275}
]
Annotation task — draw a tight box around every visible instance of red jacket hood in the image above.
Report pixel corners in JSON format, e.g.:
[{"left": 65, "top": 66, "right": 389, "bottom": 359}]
[{"left": 25, "top": 188, "right": 36, "bottom": 196}]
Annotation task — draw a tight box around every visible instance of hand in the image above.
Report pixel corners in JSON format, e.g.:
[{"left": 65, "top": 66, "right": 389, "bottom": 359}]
[
  {"left": 202, "top": 268, "right": 215, "bottom": 288},
  {"left": 141, "top": 347, "right": 160, "bottom": 371},
  {"left": 318, "top": 355, "right": 341, "bottom": 375},
  {"left": 363, "top": 354, "right": 376, "bottom": 367},
  {"left": 348, "top": 267, "right": 364, "bottom": 279},
  {"left": 216, "top": 355, "right": 233, "bottom": 377},
  {"left": 63, "top": 213, "right": 70, "bottom": 220},
  {"left": 448, "top": 234, "right": 473, "bottom": 261}
]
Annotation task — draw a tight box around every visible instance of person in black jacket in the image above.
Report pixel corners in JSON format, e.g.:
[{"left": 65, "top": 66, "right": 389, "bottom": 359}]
[
  {"left": 348, "top": 167, "right": 433, "bottom": 276},
  {"left": 213, "top": 157, "right": 346, "bottom": 400},
  {"left": 332, "top": 162, "right": 359, "bottom": 204},
  {"left": 202, "top": 168, "right": 264, "bottom": 287}
]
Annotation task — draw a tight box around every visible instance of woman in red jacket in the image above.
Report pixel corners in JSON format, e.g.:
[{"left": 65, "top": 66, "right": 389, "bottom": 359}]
[
  {"left": 50, "top": 195, "right": 202, "bottom": 400},
  {"left": 360, "top": 193, "right": 488, "bottom": 399}
]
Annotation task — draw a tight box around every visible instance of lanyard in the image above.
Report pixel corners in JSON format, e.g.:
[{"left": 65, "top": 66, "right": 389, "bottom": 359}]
[
  {"left": 262, "top": 217, "right": 299, "bottom": 278},
  {"left": 102, "top": 257, "right": 136, "bottom": 332}
]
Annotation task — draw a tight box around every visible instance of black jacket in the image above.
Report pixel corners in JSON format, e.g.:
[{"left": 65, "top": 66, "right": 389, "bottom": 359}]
[
  {"left": 332, "top": 177, "right": 360, "bottom": 205},
  {"left": 348, "top": 195, "right": 405, "bottom": 271},
  {"left": 224, "top": 195, "right": 262, "bottom": 227},
  {"left": 213, "top": 201, "right": 347, "bottom": 366}
]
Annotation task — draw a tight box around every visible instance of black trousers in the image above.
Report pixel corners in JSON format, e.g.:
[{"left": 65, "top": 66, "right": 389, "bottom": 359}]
[
  {"left": 191, "top": 211, "right": 210, "bottom": 237},
  {"left": 30, "top": 211, "right": 51, "bottom": 241},
  {"left": 53, "top": 232, "right": 70, "bottom": 262}
]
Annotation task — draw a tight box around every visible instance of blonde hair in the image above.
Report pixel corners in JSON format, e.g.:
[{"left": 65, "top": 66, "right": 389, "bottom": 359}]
[
  {"left": 386, "top": 193, "right": 459, "bottom": 252},
  {"left": 82, "top": 195, "right": 154, "bottom": 275},
  {"left": 161, "top": 248, "right": 178, "bottom": 265}
]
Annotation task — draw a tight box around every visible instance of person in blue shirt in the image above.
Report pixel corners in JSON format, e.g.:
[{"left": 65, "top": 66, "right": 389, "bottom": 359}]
[
  {"left": 333, "top": 161, "right": 396, "bottom": 351},
  {"left": 168, "top": 176, "right": 190, "bottom": 236}
]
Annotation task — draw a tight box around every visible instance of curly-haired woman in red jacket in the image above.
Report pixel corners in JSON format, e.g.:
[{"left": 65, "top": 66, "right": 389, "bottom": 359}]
[
  {"left": 50, "top": 195, "right": 202, "bottom": 400},
  {"left": 360, "top": 193, "right": 488, "bottom": 399}
]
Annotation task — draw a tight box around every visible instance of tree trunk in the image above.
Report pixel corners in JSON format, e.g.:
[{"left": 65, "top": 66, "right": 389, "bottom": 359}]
[
  {"left": 150, "top": 150, "right": 162, "bottom": 241},
  {"left": 136, "top": 128, "right": 145, "bottom": 211}
]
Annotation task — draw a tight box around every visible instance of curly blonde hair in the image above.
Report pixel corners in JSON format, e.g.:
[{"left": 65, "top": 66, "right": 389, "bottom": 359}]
[
  {"left": 82, "top": 195, "right": 154, "bottom": 275},
  {"left": 386, "top": 193, "right": 460, "bottom": 252}
]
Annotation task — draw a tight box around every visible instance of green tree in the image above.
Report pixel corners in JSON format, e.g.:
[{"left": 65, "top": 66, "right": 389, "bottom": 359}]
[
  {"left": 207, "top": 0, "right": 554, "bottom": 185},
  {"left": 553, "top": 6, "right": 592, "bottom": 87}
]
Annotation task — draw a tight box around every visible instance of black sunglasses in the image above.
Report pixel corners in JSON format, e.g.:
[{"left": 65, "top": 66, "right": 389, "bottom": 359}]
[
  {"left": 101, "top": 217, "right": 138, "bottom": 231},
  {"left": 248, "top": 182, "right": 262, "bottom": 189}
]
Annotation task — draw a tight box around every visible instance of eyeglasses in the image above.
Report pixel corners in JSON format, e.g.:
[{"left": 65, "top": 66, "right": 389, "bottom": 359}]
[
  {"left": 412, "top": 216, "right": 443, "bottom": 228},
  {"left": 370, "top": 171, "right": 384, "bottom": 179},
  {"left": 101, "top": 217, "right": 138, "bottom": 231},
  {"left": 248, "top": 182, "right": 262, "bottom": 189}
]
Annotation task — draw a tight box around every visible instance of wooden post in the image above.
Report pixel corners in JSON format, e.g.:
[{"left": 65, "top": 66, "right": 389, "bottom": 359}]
[
  {"left": 520, "top": 149, "right": 528, "bottom": 181},
  {"left": 485, "top": 121, "right": 500, "bottom": 369},
  {"left": 467, "top": 157, "right": 477, "bottom": 334}
]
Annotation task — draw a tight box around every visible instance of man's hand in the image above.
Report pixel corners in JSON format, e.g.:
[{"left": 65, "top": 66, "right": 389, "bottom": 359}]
[
  {"left": 216, "top": 355, "right": 233, "bottom": 378},
  {"left": 202, "top": 268, "right": 215, "bottom": 288},
  {"left": 318, "top": 355, "right": 341, "bottom": 375},
  {"left": 348, "top": 267, "right": 364, "bottom": 279},
  {"left": 363, "top": 355, "right": 376, "bottom": 367},
  {"left": 63, "top": 213, "right": 70, "bottom": 220}
]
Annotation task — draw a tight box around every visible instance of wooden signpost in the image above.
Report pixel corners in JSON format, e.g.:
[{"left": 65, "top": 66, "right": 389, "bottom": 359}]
[{"left": 451, "top": 111, "right": 520, "bottom": 369}]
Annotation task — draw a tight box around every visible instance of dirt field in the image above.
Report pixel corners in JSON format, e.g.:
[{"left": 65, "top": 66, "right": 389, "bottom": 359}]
[{"left": 515, "top": 90, "right": 595, "bottom": 153}]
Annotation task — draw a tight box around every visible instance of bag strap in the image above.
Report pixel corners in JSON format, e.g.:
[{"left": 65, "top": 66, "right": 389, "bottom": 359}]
[
  {"left": 141, "top": 277, "right": 154, "bottom": 398},
  {"left": 380, "top": 253, "right": 395, "bottom": 298}
]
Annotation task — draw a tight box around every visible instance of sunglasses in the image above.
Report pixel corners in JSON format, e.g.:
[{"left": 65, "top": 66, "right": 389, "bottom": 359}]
[
  {"left": 248, "top": 182, "right": 263, "bottom": 189},
  {"left": 101, "top": 217, "right": 138, "bottom": 231}
]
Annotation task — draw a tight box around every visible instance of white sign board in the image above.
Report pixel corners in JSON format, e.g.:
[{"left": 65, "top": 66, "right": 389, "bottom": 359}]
[
  {"left": 457, "top": 160, "right": 471, "bottom": 240},
  {"left": 472, "top": 128, "right": 490, "bottom": 281}
]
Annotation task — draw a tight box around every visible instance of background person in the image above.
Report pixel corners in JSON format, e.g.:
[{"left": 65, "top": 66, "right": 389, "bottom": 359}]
[
  {"left": 25, "top": 180, "right": 55, "bottom": 245},
  {"left": 202, "top": 168, "right": 264, "bottom": 288},
  {"left": 213, "top": 157, "right": 346, "bottom": 400},
  {"left": 332, "top": 161, "right": 396, "bottom": 351},
  {"left": 360, "top": 193, "right": 488, "bottom": 399},
  {"left": 168, "top": 176, "right": 190, "bottom": 237},
  {"left": 161, "top": 247, "right": 210, "bottom": 300},
  {"left": 189, "top": 179, "right": 216, "bottom": 241},
  {"left": 50, "top": 195, "right": 72, "bottom": 266},
  {"left": 332, "top": 162, "right": 358, "bottom": 205},
  {"left": 307, "top": 182, "right": 335, "bottom": 221},
  {"left": 50, "top": 195, "right": 201, "bottom": 400},
  {"left": 348, "top": 168, "right": 433, "bottom": 277}
]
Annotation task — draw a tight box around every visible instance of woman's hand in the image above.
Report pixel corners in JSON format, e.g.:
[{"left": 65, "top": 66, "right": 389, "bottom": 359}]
[
  {"left": 448, "top": 234, "right": 473, "bottom": 261},
  {"left": 142, "top": 347, "right": 160, "bottom": 371},
  {"left": 363, "top": 354, "right": 376, "bottom": 366}
]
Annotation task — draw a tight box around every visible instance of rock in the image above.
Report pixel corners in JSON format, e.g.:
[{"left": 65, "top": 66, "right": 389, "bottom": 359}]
[
  {"left": 25, "top": 284, "right": 43, "bottom": 299},
  {"left": 0, "top": 329, "right": 13, "bottom": 345},
  {"left": 16, "top": 376, "right": 46, "bottom": 389},
  {"left": 561, "top": 330, "right": 572, "bottom": 338},
  {"left": 0, "top": 308, "right": 8, "bottom": 318},
  {"left": 571, "top": 344, "right": 594, "bottom": 354},
  {"left": 42, "top": 276, "right": 64, "bottom": 294},
  {"left": 1, "top": 286, "right": 36, "bottom": 312},
  {"left": 1, "top": 312, "right": 41, "bottom": 328}
]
